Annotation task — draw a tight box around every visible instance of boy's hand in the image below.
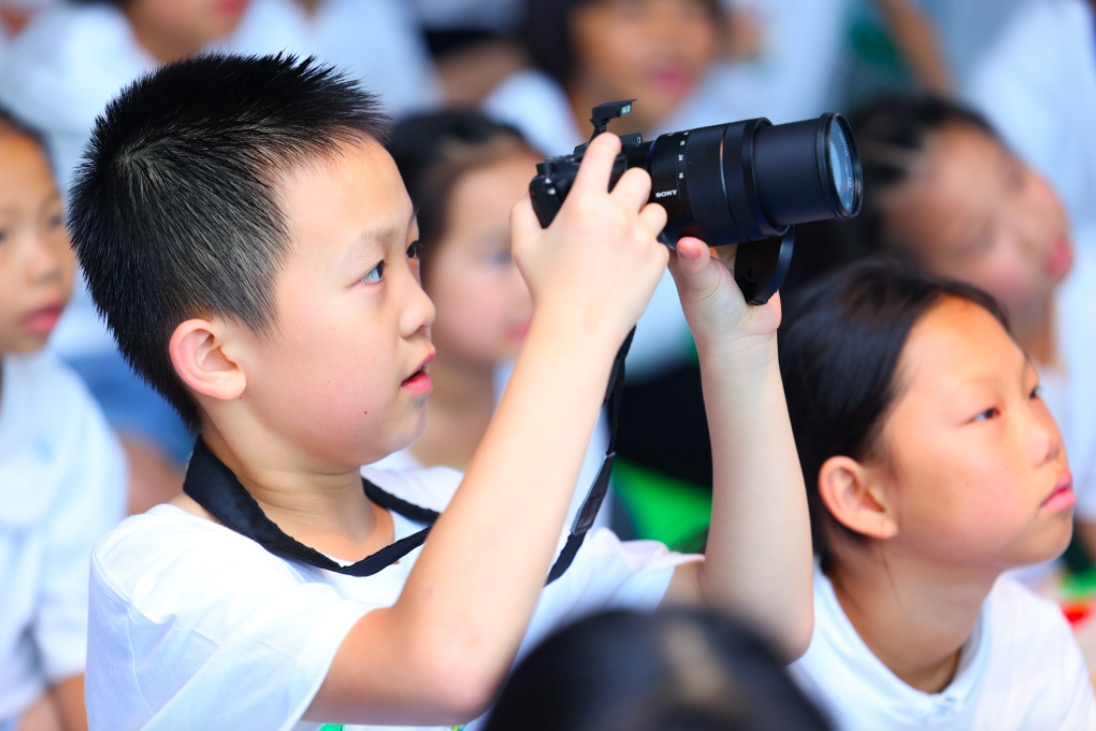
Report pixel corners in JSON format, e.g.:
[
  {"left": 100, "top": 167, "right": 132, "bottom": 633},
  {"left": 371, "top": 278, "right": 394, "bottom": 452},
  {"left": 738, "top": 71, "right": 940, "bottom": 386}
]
[
  {"left": 510, "top": 133, "right": 669, "bottom": 350},
  {"left": 668, "top": 237, "right": 781, "bottom": 363}
]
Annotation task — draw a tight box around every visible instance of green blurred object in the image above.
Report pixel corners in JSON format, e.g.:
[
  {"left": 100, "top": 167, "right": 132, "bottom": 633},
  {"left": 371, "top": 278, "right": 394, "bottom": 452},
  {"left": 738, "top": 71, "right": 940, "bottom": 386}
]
[{"left": 611, "top": 458, "right": 712, "bottom": 551}]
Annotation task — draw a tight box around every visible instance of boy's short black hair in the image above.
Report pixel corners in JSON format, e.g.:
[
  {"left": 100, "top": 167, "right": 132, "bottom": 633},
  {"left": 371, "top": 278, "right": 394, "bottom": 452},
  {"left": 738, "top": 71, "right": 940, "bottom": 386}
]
[{"left": 68, "top": 53, "right": 390, "bottom": 430}]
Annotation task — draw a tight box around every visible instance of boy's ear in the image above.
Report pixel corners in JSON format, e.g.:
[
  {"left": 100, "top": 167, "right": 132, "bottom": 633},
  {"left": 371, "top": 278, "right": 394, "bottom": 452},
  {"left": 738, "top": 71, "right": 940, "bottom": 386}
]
[
  {"left": 169, "top": 317, "right": 246, "bottom": 402},
  {"left": 817, "top": 456, "right": 897, "bottom": 541}
]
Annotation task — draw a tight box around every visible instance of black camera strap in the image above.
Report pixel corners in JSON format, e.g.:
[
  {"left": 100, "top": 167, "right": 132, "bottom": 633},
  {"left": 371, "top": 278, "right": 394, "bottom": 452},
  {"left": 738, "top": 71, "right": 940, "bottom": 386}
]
[{"left": 181, "top": 330, "right": 633, "bottom": 583}]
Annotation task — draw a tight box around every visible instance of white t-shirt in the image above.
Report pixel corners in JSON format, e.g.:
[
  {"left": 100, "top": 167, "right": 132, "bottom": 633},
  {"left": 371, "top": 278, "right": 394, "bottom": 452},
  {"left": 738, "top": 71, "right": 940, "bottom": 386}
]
[
  {"left": 960, "top": 0, "right": 1096, "bottom": 241},
  {"left": 86, "top": 464, "right": 697, "bottom": 730},
  {"left": 790, "top": 563, "right": 1096, "bottom": 731},
  {"left": 0, "top": 351, "right": 126, "bottom": 723}
]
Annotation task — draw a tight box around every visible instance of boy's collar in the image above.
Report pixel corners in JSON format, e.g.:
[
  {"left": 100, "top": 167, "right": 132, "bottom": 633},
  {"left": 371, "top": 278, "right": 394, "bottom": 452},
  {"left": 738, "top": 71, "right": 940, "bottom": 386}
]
[{"left": 182, "top": 438, "right": 439, "bottom": 577}]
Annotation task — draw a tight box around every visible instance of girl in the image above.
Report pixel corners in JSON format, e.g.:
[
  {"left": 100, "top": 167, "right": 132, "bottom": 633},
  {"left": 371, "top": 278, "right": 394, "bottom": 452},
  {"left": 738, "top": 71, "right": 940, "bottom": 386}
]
[
  {"left": 375, "top": 108, "right": 613, "bottom": 529},
  {"left": 0, "top": 108, "right": 125, "bottom": 731},
  {"left": 834, "top": 92, "right": 1096, "bottom": 578},
  {"left": 780, "top": 259, "right": 1095, "bottom": 729}
]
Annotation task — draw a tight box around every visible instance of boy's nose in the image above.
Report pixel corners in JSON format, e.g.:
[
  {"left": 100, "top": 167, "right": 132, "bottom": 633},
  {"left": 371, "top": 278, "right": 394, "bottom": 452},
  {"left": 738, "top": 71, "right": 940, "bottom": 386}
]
[{"left": 400, "top": 272, "right": 436, "bottom": 338}]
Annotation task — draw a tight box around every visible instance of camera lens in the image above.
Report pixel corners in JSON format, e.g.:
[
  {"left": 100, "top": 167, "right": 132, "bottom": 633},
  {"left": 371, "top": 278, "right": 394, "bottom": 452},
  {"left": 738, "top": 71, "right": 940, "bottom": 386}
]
[
  {"left": 827, "top": 117, "right": 858, "bottom": 216},
  {"left": 749, "top": 113, "right": 862, "bottom": 230}
]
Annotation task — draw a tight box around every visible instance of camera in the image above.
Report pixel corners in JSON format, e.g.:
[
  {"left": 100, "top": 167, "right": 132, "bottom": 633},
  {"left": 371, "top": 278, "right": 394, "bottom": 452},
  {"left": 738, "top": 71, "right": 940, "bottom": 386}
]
[{"left": 529, "top": 100, "right": 863, "bottom": 304}]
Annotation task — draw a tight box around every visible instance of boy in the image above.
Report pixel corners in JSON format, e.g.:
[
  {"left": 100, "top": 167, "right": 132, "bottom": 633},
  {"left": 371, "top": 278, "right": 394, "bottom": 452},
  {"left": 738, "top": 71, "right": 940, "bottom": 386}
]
[{"left": 72, "top": 53, "right": 812, "bottom": 730}]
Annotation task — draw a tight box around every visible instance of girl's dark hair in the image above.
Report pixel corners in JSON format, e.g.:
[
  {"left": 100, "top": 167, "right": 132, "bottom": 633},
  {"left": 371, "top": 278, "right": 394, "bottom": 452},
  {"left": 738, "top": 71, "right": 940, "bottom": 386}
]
[
  {"left": 387, "top": 108, "right": 532, "bottom": 285},
  {"left": 781, "top": 93, "right": 1000, "bottom": 302},
  {"left": 517, "top": 0, "right": 722, "bottom": 86},
  {"left": 778, "top": 258, "right": 1008, "bottom": 564},
  {"left": 847, "top": 91, "right": 998, "bottom": 256},
  {"left": 482, "top": 607, "right": 831, "bottom": 731}
]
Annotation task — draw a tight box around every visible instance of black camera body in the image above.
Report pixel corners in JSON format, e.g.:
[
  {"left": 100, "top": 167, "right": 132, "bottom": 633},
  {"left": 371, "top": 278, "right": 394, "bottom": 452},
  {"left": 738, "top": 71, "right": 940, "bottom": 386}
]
[{"left": 529, "top": 100, "right": 863, "bottom": 304}]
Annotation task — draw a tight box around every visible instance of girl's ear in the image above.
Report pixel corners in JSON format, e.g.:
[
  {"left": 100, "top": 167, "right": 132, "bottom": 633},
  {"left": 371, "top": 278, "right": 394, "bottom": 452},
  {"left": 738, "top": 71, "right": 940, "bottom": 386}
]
[
  {"left": 817, "top": 455, "right": 898, "bottom": 541},
  {"left": 169, "top": 318, "right": 246, "bottom": 402}
]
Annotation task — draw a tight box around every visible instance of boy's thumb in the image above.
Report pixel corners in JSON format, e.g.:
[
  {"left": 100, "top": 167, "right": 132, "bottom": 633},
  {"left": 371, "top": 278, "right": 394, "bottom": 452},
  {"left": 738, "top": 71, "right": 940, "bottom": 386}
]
[
  {"left": 509, "top": 195, "right": 543, "bottom": 244},
  {"left": 673, "top": 236, "right": 717, "bottom": 283}
]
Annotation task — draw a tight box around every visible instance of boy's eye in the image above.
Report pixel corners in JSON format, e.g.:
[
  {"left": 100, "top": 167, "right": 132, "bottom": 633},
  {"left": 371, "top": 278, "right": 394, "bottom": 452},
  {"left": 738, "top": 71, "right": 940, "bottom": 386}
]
[
  {"left": 47, "top": 213, "right": 64, "bottom": 229},
  {"left": 1029, "top": 384, "right": 1042, "bottom": 400},
  {"left": 972, "top": 406, "right": 1000, "bottom": 422},
  {"left": 406, "top": 240, "right": 421, "bottom": 260},
  {"left": 362, "top": 260, "right": 385, "bottom": 284}
]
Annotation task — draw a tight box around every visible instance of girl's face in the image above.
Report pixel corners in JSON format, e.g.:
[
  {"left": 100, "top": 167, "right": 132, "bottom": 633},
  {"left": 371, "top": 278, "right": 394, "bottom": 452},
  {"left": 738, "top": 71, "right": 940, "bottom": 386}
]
[
  {"left": 127, "top": 0, "right": 249, "bottom": 61},
  {"left": 425, "top": 152, "right": 536, "bottom": 368},
  {"left": 883, "top": 124, "right": 1072, "bottom": 319},
  {"left": 569, "top": 0, "right": 719, "bottom": 128},
  {"left": 870, "top": 297, "right": 1073, "bottom": 573},
  {"left": 0, "top": 131, "right": 74, "bottom": 356}
]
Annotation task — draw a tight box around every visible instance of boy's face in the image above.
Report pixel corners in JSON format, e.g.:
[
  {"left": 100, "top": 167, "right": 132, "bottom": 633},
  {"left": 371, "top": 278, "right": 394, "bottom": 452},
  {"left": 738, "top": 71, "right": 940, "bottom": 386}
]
[
  {"left": 233, "top": 138, "right": 436, "bottom": 469},
  {"left": 0, "top": 131, "right": 73, "bottom": 356}
]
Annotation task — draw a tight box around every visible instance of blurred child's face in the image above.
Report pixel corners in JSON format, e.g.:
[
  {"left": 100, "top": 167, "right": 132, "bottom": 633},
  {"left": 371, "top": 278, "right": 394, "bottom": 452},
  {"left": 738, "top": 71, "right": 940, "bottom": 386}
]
[
  {"left": 883, "top": 124, "right": 1072, "bottom": 319},
  {"left": 126, "top": 0, "right": 249, "bottom": 60},
  {"left": 569, "top": 0, "right": 719, "bottom": 127},
  {"left": 0, "top": 131, "right": 73, "bottom": 356},
  {"left": 426, "top": 152, "right": 537, "bottom": 368},
  {"left": 871, "top": 297, "right": 1073, "bottom": 572},
  {"left": 237, "top": 139, "right": 436, "bottom": 468}
]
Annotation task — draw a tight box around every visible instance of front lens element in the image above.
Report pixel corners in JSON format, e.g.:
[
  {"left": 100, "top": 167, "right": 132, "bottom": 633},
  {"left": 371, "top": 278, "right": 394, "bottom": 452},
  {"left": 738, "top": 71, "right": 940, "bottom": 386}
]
[{"left": 827, "top": 122, "right": 856, "bottom": 215}]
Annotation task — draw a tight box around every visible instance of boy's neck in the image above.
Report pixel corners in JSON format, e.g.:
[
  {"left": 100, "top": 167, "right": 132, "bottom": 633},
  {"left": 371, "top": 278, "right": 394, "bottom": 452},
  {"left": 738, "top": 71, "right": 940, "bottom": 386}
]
[
  {"left": 198, "top": 426, "right": 394, "bottom": 562},
  {"left": 825, "top": 548, "right": 995, "bottom": 693},
  {"left": 409, "top": 356, "right": 496, "bottom": 471}
]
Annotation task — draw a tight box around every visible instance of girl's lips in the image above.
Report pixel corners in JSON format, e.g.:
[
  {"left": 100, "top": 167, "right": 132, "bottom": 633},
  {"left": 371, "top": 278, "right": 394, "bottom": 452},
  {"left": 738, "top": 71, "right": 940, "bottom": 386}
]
[
  {"left": 1045, "top": 234, "right": 1073, "bottom": 280},
  {"left": 1042, "top": 473, "right": 1075, "bottom": 511},
  {"left": 22, "top": 303, "right": 64, "bottom": 334}
]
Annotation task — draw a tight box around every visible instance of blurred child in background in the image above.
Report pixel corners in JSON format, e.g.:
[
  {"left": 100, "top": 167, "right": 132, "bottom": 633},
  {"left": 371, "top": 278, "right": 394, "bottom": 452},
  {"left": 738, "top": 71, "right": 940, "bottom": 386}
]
[
  {"left": 838, "top": 93, "right": 1096, "bottom": 584},
  {"left": 0, "top": 0, "right": 253, "bottom": 514},
  {"left": 781, "top": 260, "right": 1095, "bottom": 730},
  {"left": 483, "top": 606, "right": 832, "bottom": 731},
  {"left": 376, "top": 108, "right": 615, "bottom": 531},
  {"left": 0, "top": 108, "right": 125, "bottom": 731}
]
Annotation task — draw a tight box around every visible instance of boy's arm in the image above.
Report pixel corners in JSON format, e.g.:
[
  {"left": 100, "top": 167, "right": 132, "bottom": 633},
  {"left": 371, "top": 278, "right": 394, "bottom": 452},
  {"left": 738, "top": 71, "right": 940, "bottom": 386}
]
[
  {"left": 660, "top": 238, "right": 813, "bottom": 662},
  {"left": 307, "top": 134, "right": 670, "bottom": 726}
]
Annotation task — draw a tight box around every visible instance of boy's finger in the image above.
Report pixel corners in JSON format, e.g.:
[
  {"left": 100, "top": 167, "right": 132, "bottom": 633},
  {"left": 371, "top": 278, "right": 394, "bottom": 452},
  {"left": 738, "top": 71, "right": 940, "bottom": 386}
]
[
  {"left": 612, "top": 167, "right": 654, "bottom": 213},
  {"left": 510, "top": 194, "right": 543, "bottom": 241},
  {"left": 638, "top": 200, "right": 669, "bottom": 239},
  {"left": 569, "top": 133, "right": 623, "bottom": 196}
]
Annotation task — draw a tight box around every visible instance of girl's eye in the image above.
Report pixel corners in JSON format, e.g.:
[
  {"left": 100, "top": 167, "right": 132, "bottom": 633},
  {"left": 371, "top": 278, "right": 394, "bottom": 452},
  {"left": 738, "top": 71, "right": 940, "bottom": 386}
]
[
  {"left": 406, "top": 240, "right": 421, "bottom": 260},
  {"left": 972, "top": 406, "right": 1000, "bottom": 422},
  {"left": 487, "top": 249, "right": 512, "bottom": 267},
  {"left": 1030, "top": 384, "right": 1042, "bottom": 400},
  {"left": 362, "top": 260, "right": 385, "bottom": 284},
  {"left": 0, "top": 229, "right": 8, "bottom": 244},
  {"left": 47, "top": 213, "right": 64, "bottom": 229}
]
